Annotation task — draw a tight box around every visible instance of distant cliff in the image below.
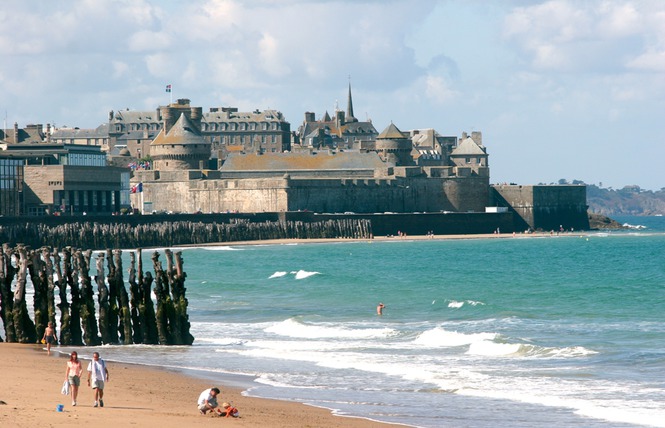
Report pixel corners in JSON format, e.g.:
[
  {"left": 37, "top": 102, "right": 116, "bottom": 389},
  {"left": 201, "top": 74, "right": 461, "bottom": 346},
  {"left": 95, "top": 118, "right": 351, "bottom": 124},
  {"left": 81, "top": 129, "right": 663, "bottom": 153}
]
[
  {"left": 585, "top": 185, "right": 665, "bottom": 216},
  {"left": 546, "top": 179, "right": 664, "bottom": 216}
]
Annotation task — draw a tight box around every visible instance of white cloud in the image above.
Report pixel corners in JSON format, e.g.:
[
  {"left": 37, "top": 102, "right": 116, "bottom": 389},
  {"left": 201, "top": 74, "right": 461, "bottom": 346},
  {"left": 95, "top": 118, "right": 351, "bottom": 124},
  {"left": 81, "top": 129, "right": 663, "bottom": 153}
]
[
  {"left": 627, "top": 50, "right": 665, "bottom": 72},
  {"left": 128, "top": 31, "right": 172, "bottom": 53},
  {"left": 424, "top": 75, "right": 459, "bottom": 104},
  {"left": 258, "top": 33, "right": 290, "bottom": 77},
  {"left": 503, "top": 0, "right": 665, "bottom": 73},
  {"left": 112, "top": 61, "right": 130, "bottom": 79}
]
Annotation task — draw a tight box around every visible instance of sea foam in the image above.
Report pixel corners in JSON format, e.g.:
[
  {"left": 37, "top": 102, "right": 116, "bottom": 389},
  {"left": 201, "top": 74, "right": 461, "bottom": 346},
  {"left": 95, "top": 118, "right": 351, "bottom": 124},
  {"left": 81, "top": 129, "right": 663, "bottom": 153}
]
[
  {"left": 265, "top": 318, "right": 395, "bottom": 339},
  {"left": 447, "top": 299, "right": 485, "bottom": 308},
  {"left": 292, "top": 270, "right": 320, "bottom": 279},
  {"left": 268, "top": 271, "right": 288, "bottom": 278},
  {"left": 413, "top": 327, "right": 497, "bottom": 347}
]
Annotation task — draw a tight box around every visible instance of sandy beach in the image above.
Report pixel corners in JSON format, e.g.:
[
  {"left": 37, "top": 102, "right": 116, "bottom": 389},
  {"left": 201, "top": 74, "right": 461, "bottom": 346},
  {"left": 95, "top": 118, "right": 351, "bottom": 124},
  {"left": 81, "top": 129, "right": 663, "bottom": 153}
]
[
  {"left": 192, "top": 231, "right": 568, "bottom": 248},
  {"left": 0, "top": 343, "right": 396, "bottom": 428}
]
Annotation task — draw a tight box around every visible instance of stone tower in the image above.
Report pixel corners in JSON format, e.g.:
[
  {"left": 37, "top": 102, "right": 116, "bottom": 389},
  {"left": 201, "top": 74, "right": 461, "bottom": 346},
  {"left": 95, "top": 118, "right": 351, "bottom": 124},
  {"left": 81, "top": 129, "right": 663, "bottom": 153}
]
[
  {"left": 150, "top": 113, "right": 210, "bottom": 170},
  {"left": 374, "top": 122, "right": 413, "bottom": 166}
]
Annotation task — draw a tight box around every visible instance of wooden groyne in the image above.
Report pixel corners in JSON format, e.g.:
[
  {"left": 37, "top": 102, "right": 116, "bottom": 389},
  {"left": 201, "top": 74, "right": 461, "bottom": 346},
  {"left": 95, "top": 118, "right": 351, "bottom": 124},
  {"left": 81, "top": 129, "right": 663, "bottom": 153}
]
[
  {"left": 0, "top": 244, "right": 193, "bottom": 346},
  {"left": 0, "top": 217, "right": 373, "bottom": 250}
]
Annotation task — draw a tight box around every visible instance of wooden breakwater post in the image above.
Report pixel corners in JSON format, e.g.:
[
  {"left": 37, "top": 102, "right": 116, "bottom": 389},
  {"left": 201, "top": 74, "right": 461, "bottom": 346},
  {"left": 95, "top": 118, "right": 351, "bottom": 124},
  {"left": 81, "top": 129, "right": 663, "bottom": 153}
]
[
  {"left": 0, "top": 217, "right": 373, "bottom": 250},
  {"left": 0, "top": 245, "right": 193, "bottom": 347}
]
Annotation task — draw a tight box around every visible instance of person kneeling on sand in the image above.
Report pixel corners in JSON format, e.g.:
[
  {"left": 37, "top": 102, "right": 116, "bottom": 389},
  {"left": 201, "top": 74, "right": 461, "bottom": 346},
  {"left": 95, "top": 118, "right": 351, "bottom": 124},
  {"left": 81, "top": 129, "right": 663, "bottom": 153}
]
[{"left": 197, "top": 387, "right": 220, "bottom": 415}]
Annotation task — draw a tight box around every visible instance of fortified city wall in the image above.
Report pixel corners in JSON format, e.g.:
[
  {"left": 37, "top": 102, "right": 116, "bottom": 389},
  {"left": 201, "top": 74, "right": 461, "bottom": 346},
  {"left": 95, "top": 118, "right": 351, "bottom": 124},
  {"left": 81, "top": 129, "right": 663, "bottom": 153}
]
[
  {"left": 134, "top": 169, "right": 490, "bottom": 214},
  {"left": 490, "top": 184, "right": 589, "bottom": 231}
]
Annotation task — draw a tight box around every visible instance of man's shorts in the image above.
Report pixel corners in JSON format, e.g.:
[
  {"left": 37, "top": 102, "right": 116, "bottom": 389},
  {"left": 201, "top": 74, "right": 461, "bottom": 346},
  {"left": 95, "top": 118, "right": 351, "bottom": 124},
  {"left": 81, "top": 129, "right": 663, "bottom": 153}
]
[
  {"left": 68, "top": 375, "right": 81, "bottom": 387},
  {"left": 92, "top": 380, "right": 104, "bottom": 390}
]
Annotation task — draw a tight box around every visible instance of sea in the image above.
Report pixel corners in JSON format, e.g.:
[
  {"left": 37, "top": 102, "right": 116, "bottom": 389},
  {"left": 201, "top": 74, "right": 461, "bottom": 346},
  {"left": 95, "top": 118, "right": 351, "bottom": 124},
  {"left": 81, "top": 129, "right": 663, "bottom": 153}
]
[{"left": 49, "top": 215, "right": 664, "bottom": 428}]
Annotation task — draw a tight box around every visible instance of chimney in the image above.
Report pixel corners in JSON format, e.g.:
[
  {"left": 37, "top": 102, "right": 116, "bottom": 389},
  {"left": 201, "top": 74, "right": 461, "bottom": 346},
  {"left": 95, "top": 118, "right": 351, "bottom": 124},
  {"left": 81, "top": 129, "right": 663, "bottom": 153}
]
[
  {"left": 471, "top": 131, "right": 483, "bottom": 146},
  {"left": 191, "top": 107, "right": 203, "bottom": 131},
  {"left": 336, "top": 110, "right": 345, "bottom": 128},
  {"left": 13, "top": 122, "right": 18, "bottom": 144}
]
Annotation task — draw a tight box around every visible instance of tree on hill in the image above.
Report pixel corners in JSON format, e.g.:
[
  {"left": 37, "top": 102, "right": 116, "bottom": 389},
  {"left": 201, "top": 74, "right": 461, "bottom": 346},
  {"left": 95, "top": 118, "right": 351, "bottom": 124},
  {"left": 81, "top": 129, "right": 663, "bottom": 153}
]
[{"left": 582, "top": 182, "right": 665, "bottom": 216}]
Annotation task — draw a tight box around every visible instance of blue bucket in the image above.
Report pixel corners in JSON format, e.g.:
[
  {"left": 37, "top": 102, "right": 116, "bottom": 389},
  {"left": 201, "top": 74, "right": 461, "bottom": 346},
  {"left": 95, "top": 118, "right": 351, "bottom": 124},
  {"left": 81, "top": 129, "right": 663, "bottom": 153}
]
[{"left": 56, "top": 404, "right": 64, "bottom": 412}]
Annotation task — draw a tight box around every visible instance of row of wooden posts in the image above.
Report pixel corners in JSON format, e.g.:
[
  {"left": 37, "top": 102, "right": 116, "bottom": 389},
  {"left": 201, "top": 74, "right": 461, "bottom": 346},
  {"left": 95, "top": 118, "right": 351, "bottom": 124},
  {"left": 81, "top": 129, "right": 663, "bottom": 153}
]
[
  {"left": 0, "top": 244, "right": 193, "bottom": 346},
  {"left": 0, "top": 218, "right": 373, "bottom": 250}
]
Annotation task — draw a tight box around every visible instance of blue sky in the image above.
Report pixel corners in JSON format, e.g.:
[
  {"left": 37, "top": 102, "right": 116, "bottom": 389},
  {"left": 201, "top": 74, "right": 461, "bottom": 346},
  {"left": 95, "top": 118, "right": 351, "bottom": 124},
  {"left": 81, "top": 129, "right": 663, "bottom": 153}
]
[{"left": 1, "top": 0, "right": 663, "bottom": 190}]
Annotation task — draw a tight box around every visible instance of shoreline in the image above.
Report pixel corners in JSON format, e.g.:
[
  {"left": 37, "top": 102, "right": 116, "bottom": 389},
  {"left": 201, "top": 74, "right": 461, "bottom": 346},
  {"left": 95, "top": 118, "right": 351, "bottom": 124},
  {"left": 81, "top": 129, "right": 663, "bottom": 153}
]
[
  {"left": 0, "top": 343, "right": 398, "bottom": 428},
  {"left": 184, "top": 230, "right": 589, "bottom": 249}
]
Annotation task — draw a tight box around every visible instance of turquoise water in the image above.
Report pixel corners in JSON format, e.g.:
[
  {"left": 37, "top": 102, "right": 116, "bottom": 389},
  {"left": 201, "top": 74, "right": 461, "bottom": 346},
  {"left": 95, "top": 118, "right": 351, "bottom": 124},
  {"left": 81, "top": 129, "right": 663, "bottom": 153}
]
[{"left": 57, "top": 216, "right": 665, "bottom": 427}]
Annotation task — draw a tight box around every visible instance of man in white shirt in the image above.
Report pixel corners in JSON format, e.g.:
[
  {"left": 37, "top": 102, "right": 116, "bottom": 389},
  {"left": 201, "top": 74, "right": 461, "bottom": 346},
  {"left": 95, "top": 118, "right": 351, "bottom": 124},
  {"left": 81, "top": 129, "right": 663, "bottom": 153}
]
[
  {"left": 87, "top": 352, "right": 109, "bottom": 408},
  {"left": 197, "top": 387, "right": 221, "bottom": 415}
]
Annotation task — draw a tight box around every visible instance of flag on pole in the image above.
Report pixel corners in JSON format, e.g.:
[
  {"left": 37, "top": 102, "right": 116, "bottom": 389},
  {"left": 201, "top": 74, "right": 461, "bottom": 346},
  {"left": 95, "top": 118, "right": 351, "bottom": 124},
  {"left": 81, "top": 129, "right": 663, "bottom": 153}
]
[
  {"left": 130, "top": 183, "right": 143, "bottom": 193},
  {"left": 165, "top": 84, "right": 172, "bottom": 93}
]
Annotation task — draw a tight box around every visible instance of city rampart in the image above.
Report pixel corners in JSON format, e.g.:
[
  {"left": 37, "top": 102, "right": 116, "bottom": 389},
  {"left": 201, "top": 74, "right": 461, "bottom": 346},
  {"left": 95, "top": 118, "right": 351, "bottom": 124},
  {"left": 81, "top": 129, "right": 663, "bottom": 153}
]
[
  {"left": 133, "top": 170, "right": 490, "bottom": 214},
  {"left": 285, "top": 175, "right": 488, "bottom": 213},
  {"left": 490, "top": 184, "right": 589, "bottom": 231}
]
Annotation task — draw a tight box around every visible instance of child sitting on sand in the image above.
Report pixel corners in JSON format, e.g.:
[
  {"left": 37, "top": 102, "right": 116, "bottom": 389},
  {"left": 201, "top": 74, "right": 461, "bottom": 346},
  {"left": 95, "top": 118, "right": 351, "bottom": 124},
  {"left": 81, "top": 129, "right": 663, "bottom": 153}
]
[{"left": 219, "top": 402, "right": 239, "bottom": 418}]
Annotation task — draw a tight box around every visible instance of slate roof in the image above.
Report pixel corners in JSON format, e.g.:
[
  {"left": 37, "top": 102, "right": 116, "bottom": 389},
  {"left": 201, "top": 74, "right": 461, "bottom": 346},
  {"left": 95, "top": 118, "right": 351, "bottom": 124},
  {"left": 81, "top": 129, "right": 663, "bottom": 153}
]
[
  {"left": 451, "top": 137, "right": 487, "bottom": 156},
  {"left": 0, "top": 126, "right": 45, "bottom": 144},
  {"left": 151, "top": 113, "right": 208, "bottom": 146},
  {"left": 221, "top": 151, "right": 385, "bottom": 171},
  {"left": 115, "top": 130, "right": 158, "bottom": 141},
  {"left": 203, "top": 109, "right": 285, "bottom": 123},
  {"left": 50, "top": 123, "right": 109, "bottom": 139},
  {"left": 377, "top": 123, "right": 407, "bottom": 140},
  {"left": 111, "top": 110, "right": 159, "bottom": 123}
]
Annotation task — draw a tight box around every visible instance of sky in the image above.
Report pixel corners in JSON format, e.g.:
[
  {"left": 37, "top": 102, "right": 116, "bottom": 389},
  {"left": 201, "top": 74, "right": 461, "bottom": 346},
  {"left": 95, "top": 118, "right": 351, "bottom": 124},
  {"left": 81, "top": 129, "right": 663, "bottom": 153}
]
[{"left": 1, "top": 0, "right": 663, "bottom": 190}]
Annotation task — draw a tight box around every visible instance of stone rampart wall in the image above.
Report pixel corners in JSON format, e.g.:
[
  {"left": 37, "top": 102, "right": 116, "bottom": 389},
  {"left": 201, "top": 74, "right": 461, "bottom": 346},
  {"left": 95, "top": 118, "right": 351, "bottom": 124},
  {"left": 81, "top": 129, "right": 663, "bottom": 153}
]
[
  {"left": 490, "top": 185, "right": 589, "bottom": 231},
  {"left": 131, "top": 173, "right": 490, "bottom": 215},
  {"left": 285, "top": 176, "right": 489, "bottom": 213}
]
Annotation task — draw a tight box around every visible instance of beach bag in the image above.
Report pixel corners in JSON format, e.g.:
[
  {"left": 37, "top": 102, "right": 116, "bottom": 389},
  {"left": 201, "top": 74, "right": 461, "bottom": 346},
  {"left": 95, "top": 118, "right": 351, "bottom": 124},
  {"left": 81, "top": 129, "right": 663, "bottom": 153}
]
[{"left": 61, "top": 380, "right": 70, "bottom": 395}]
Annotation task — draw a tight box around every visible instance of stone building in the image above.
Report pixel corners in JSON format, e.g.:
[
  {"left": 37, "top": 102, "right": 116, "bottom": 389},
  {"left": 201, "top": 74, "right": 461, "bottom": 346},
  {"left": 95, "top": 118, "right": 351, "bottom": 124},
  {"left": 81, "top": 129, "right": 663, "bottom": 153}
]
[
  {"left": 409, "top": 128, "right": 457, "bottom": 167},
  {"left": 108, "top": 107, "right": 163, "bottom": 157},
  {"left": 50, "top": 124, "right": 110, "bottom": 151},
  {"left": 150, "top": 111, "right": 211, "bottom": 171},
  {"left": 297, "top": 83, "right": 378, "bottom": 150},
  {"left": 107, "top": 99, "right": 291, "bottom": 163},
  {"left": 202, "top": 107, "right": 291, "bottom": 162},
  {"left": 375, "top": 123, "right": 414, "bottom": 166},
  {"left": 449, "top": 132, "right": 488, "bottom": 174},
  {"left": 0, "top": 123, "right": 47, "bottom": 145}
]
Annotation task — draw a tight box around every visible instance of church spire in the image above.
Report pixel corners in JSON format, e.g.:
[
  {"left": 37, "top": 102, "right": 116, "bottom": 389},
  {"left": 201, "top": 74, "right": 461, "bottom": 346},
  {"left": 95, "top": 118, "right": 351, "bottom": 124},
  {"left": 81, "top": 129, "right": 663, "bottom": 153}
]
[{"left": 346, "top": 78, "right": 356, "bottom": 122}]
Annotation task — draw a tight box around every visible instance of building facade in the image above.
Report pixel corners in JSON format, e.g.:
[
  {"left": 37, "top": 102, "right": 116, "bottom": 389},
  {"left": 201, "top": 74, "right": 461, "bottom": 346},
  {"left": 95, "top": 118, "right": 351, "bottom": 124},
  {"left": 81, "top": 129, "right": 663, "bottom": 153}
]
[
  {"left": 1, "top": 144, "right": 129, "bottom": 215},
  {"left": 202, "top": 107, "right": 291, "bottom": 162},
  {"left": 0, "top": 156, "right": 24, "bottom": 216}
]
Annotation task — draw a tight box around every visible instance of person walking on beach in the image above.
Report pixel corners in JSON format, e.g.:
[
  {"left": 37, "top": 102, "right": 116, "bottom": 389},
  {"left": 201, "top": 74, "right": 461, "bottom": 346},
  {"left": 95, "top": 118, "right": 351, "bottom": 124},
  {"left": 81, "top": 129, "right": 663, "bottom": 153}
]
[
  {"left": 87, "top": 352, "right": 109, "bottom": 408},
  {"left": 42, "top": 322, "right": 56, "bottom": 355},
  {"left": 197, "top": 387, "right": 221, "bottom": 415},
  {"left": 65, "top": 351, "right": 82, "bottom": 406},
  {"left": 377, "top": 303, "right": 385, "bottom": 315}
]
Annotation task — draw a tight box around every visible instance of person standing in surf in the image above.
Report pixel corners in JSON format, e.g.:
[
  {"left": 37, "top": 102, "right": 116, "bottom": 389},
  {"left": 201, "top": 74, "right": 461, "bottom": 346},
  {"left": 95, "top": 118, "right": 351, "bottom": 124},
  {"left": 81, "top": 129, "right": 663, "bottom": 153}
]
[{"left": 377, "top": 303, "right": 385, "bottom": 315}]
